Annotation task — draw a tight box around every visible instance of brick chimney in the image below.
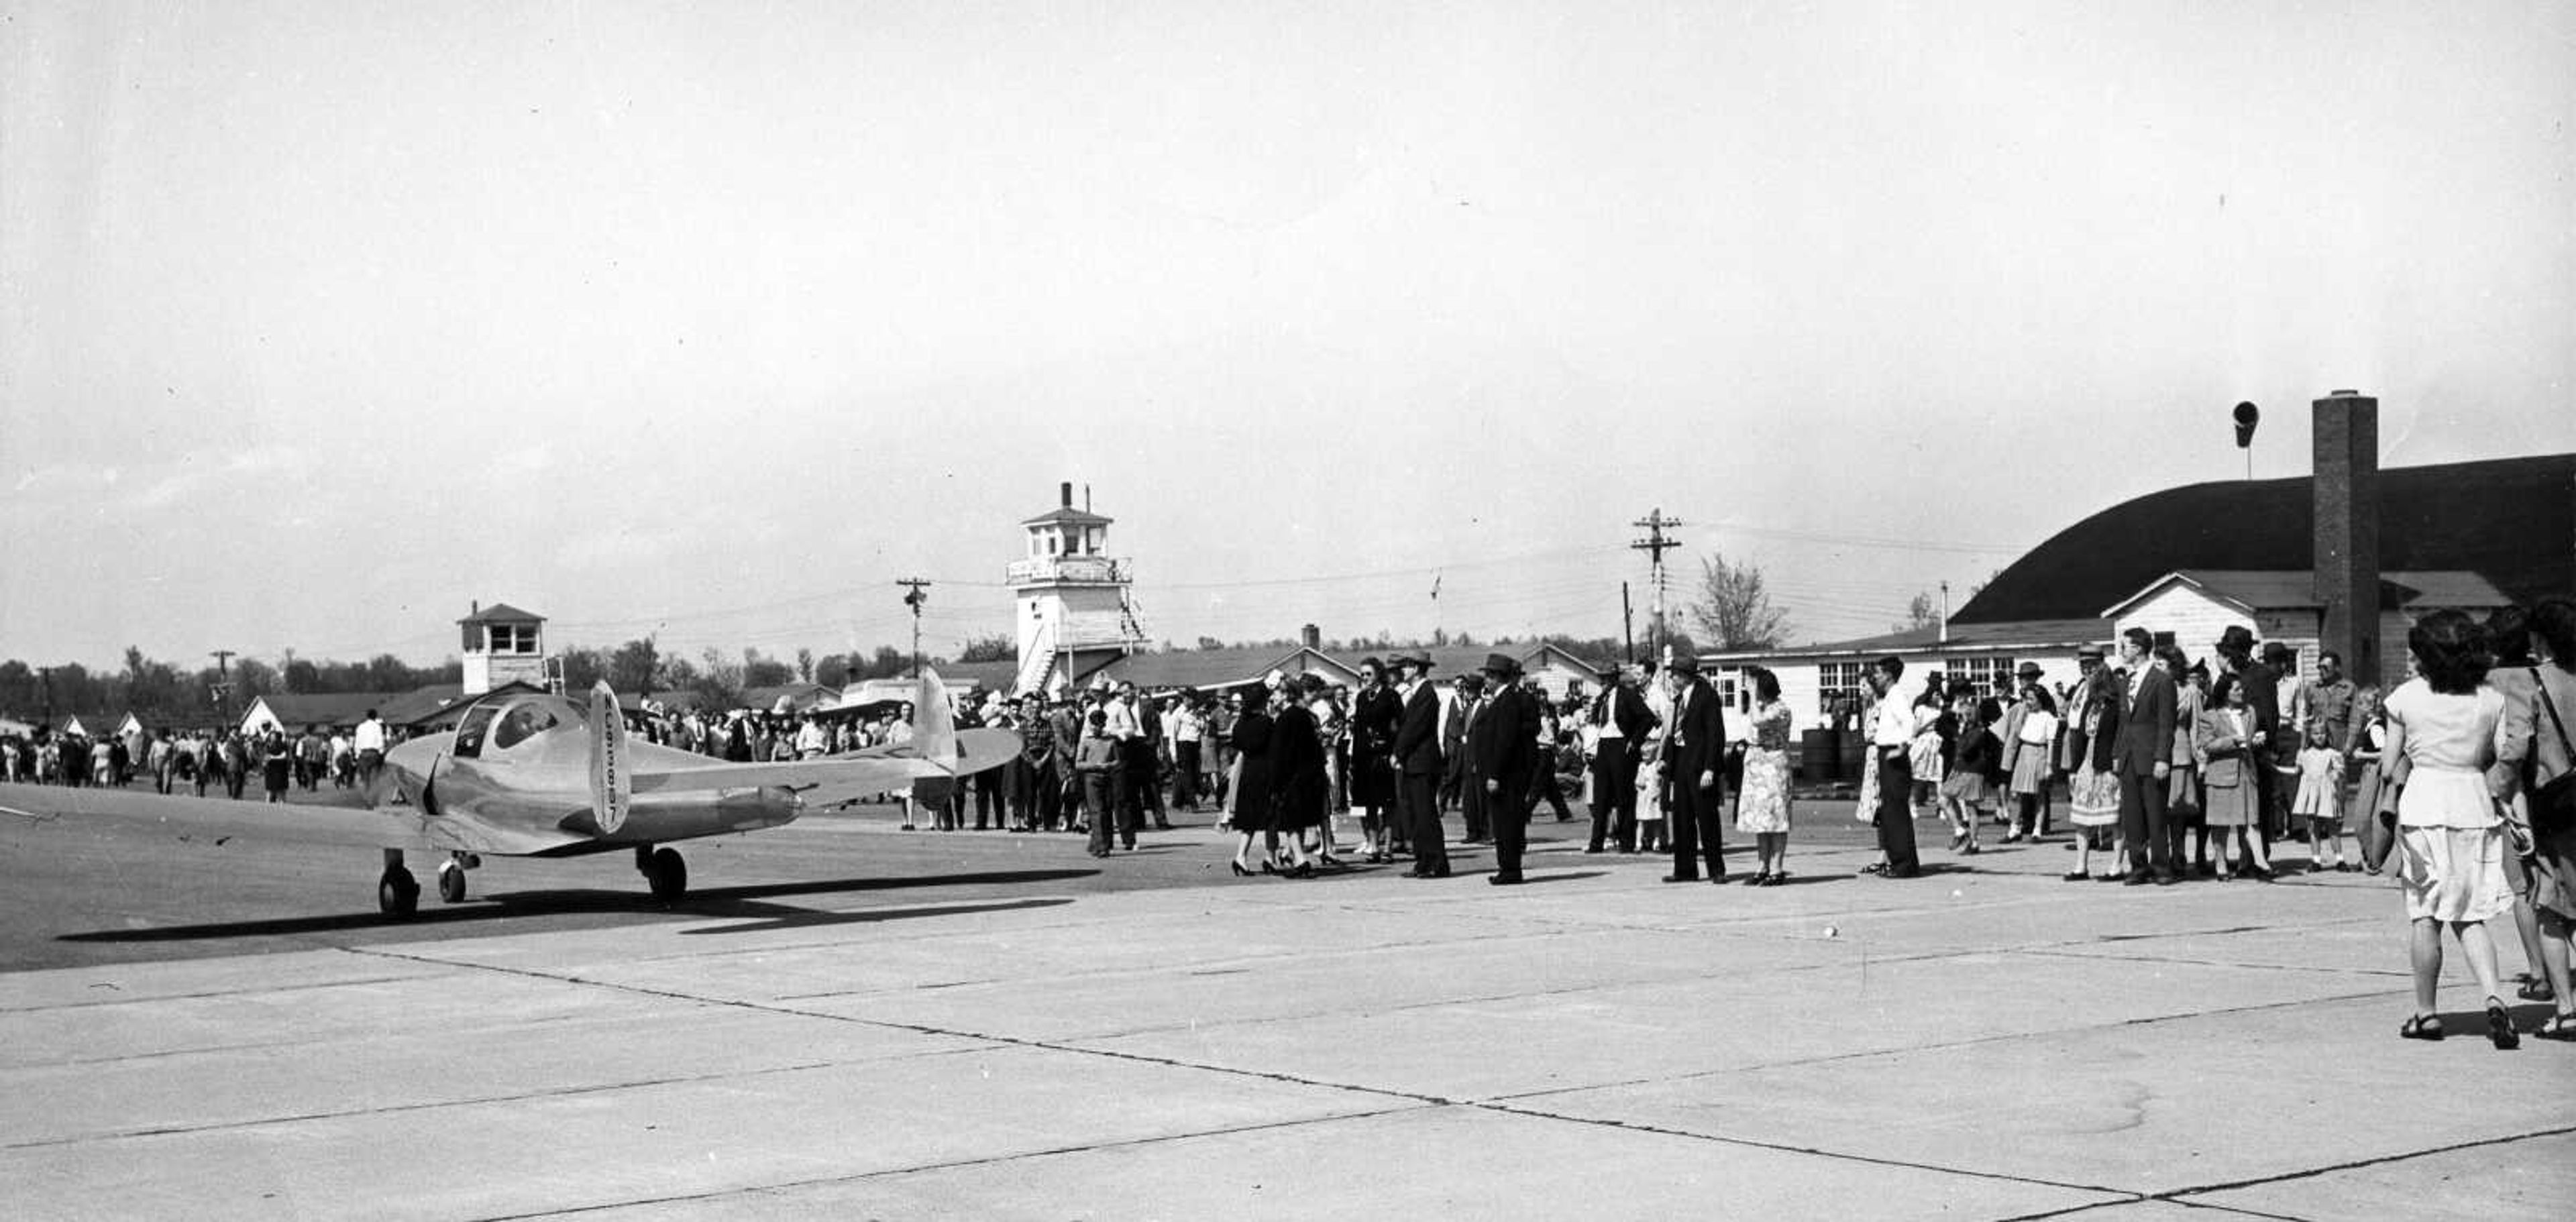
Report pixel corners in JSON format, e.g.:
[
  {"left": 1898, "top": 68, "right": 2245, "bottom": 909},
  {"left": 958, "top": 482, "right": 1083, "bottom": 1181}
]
[
  {"left": 1301, "top": 624, "right": 1322, "bottom": 649},
  {"left": 2312, "top": 390, "right": 2380, "bottom": 683}
]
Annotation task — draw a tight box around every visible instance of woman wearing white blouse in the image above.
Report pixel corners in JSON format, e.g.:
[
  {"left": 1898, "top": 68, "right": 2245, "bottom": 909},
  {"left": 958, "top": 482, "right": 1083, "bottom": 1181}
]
[{"left": 2382, "top": 610, "right": 2523, "bottom": 1048}]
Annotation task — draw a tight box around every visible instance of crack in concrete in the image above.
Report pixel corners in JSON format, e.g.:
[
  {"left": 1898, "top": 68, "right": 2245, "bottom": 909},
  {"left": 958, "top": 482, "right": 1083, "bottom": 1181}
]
[
  {"left": 0, "top": 1058, "right": 843, "bottom": 1152},
  {"left": 465, "top": 1105, "right": 1432, "bottom": 1221},
  {"left": 2155, "top": 1121, "right": 2576, "bottom": 1205}
]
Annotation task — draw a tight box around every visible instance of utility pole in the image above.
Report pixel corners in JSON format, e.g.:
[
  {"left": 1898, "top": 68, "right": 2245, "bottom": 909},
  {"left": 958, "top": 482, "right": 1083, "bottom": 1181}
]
[
  {"left": 896, "top": 578, "right": 931, "bottom": 678},
  {"left": 208, "top": 649, "right": 237, "bottom": 726},
  {"left": 1630, "top": 509, "right": 1683, "bottom": 663},
  {"left": 1621, "top": 581, "right": 1635, "bottom": 664},
  {"left": 38, "top": 666, "right": 54, "bottom": 727}
]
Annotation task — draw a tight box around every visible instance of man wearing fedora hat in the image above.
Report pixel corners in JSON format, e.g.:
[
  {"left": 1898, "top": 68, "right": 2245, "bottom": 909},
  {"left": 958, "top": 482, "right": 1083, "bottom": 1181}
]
[
  {"left": 1470, "top": 653, "right": 1542, "bottom": 884},
  {"left": 1663, "top": 654, "right": 1729, "bottom": 882},
  {"left": 1390, "top": 651, "right": 1450, "bottom": 877},
  {"left": 1588, "top": 663, "right": 1656, "bottom": 854}
]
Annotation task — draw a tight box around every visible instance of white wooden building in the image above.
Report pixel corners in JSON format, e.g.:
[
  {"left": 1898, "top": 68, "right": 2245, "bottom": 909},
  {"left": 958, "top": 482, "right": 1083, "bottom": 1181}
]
[{"left": 2101, "top": 569, "right": 2512, "bottom": 689}]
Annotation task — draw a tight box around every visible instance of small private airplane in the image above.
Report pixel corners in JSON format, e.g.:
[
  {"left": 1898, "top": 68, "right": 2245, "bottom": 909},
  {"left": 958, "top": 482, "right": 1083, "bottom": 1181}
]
[
  {"left": 0, "top": 671, "right": 1017, "bottom": 918},
  {"left": 356, "top": 671, "right": 1019, "bottom": 913}
]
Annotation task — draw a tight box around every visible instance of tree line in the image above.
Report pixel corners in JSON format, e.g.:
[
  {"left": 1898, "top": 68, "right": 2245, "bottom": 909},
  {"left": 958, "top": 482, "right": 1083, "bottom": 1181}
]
[{"left": 0, "top": 631, "right": 1026, "bottom": 726}]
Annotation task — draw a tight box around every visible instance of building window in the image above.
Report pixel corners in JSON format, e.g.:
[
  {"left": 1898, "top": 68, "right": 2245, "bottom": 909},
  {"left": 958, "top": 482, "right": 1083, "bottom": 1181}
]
[
  {"left": 1948, "top": 655, "right": 2017, "bottom": 700},
  {"left": 486, "top": 624, "right": 539, "bottom": 655},
  {"left": 1819, "top": 661, "right": 1870, "bottom": 722}
]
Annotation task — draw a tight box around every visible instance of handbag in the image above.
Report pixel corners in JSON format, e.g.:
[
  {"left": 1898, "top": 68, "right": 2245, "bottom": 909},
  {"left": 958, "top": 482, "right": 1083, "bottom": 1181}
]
[
  {"left": 2532, "top": 667, "right": 2576, "bottom": 836},
  {"left": 2361, "top": 754, "right": 2404, "bottom": 874}
]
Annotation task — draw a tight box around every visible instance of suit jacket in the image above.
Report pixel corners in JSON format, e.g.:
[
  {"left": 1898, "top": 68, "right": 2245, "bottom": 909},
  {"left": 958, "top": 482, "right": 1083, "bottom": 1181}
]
[
  {"left": 1393, "top": 682, "right": 1444, "bottom": 777},
  {"left": 2110, "top": 665, "right": 2176, "bottom": 777},
  {"left": 1996, "top": 700, "right": 2031, "bottom": 774},
  {"left": 2194, "top": 706, "right": 2255, "bottom": 788},
  {"left": 1444, "top": 694, "right": 1478, "bottom": 765},
  {"left": 1596, "top": 685, "right": 1655, "bottom": 750},
  {"left": 1470, "top": 683, "right": 1540, "bottom": 792},
  {"left": 1667, "top": 675, "right": 1727, "bottom": 786},
  {"left": 2235, "top": 659, "right": 2280, "bottom": 743}
]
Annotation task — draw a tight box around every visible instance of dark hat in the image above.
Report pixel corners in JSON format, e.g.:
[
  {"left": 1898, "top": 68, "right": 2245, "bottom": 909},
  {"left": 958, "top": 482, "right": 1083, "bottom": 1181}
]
[
  {"left": 2216, "top": 624, "right": 2257, "bottom": 654},
  {"left": 1669, "top": 655, "right": 1701, "bottom": 675},
  {"left": 1393, "top": 650, "right": 1433, "bottom": 671},
  {"left": 2261, "top": 640, "right": 2293, "bottom": 662},
  {"left": 2015, "top": 661, "right": 2045, "bottom": 679},
  {"left": 2075, "top": 647, "right": 2105, "bottom": 661},
  {"left": 1481, "top": 652, "right": 1521, "bottom": 677},
  {"left": 2188, "top": 660, "right": 2212, "bottom": 680}
]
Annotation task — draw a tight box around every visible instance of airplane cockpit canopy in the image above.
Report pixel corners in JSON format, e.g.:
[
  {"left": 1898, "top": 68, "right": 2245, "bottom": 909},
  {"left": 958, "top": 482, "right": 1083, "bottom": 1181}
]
[{"left": 450, "top": 693, "right": 588, "bottom": 760}]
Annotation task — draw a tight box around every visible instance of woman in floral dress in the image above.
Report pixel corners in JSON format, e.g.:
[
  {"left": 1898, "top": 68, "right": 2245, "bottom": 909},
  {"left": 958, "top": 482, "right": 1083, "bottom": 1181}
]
[{"left": 1735, "top": 668, "right": 1795, "bottom": 885}]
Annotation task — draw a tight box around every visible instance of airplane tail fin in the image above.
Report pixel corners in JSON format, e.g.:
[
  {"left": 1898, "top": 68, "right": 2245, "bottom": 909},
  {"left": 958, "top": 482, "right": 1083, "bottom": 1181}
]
[
  {"left": 912, "top": 669, "right": 957, "bottom": 769},
  {"left": 588, "top": 680, "right": 633, "bottom": 834}
]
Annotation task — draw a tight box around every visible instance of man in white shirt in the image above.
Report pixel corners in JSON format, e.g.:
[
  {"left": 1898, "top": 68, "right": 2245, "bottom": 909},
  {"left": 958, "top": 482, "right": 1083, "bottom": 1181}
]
[
  {"left": 1165, "top": 698, "right": 1203, "bottom": 810},
  {"left": 1867, "top": 656, "right": 1923, "bottom": 878},
  {"left": 354, "top": 710, "right": 388, "bottom": 792}
]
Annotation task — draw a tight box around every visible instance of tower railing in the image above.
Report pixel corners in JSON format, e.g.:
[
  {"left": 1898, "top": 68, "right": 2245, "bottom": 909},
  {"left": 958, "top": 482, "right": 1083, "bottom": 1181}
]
[{"left": 1006, "top": 555, "right": 1126, "bottom": 586}]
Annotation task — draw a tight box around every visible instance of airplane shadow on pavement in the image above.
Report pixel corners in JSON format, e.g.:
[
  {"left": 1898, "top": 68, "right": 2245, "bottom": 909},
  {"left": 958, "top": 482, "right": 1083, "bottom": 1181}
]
[{"left": 58, "top": 869, "right": 1100, "bottom": 944}]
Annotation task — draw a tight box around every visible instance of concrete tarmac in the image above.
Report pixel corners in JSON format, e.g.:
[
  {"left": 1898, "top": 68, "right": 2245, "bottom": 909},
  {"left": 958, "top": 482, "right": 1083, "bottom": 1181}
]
[{"left": 5, "top": 822, "right": 2569, "bottom": 1220}]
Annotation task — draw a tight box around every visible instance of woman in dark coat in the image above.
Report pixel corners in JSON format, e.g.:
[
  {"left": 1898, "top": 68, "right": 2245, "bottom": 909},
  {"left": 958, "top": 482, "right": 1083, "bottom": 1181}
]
[
  {"left": 1267, "top": 677, "right": 1331, "bottom": 875},
  {"left": 1348, "top": 659, "right": 1404, "bottom": 863},
  {"left": 1226, "top": 684, "right": 1285, "bottom": 876}
]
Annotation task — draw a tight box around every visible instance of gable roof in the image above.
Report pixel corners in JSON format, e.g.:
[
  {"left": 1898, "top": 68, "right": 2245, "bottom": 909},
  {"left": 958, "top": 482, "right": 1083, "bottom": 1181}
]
[
  {"left": 2100, "top": 569, "right": 2516, "bottom": 619},
  {"left": 1711, "top": 617, "right": 2114, "bottom": 662},
  {"left": 1020, "top": 507, "right": 1114, "bottom": 527},
  {"left": 246, "top": 692, "right": 395, "bottom": 731},
  {"left": 1955, "top": 454, "right": 2575, "bottom": 625},
  {"left": 457, "top": 602, "right": 545, "bottom": 624}
]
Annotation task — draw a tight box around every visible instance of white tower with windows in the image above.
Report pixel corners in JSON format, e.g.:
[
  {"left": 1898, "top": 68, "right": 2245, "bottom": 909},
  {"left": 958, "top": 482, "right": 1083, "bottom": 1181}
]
[
  {"left": 458, "top": 601, "right": 546, "bottom": 696},
  {"left": 1008, "top": 484, "right": 1138, "bottom": 696}
]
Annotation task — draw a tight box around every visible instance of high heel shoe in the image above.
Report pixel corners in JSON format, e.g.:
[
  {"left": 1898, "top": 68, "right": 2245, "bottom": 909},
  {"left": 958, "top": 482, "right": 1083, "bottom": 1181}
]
[
  {"left": 1288, "top": 862, "right": 1316, "bottom": 879},
  {"left": 1230, "top": 860, "right": 1252, "bottom": 877},
  {"left": 1259, "top": 860, "right": 1278, "bottom": 875}
]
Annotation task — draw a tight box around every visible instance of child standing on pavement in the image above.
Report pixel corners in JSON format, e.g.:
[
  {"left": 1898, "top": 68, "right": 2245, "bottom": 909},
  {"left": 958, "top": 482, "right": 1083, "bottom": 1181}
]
[{"left": 2298, "top": 724, "right": 2349, "bottom": 872}]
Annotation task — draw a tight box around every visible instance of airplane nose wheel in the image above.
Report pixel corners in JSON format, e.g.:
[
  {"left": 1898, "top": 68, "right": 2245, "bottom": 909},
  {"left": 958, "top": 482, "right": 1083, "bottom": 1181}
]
[
  {"left": 637, "top": 845, "right": 688, "bottom": 902},
  {"left": 436, "top": 859, "right": 468, "bottom": 904}
]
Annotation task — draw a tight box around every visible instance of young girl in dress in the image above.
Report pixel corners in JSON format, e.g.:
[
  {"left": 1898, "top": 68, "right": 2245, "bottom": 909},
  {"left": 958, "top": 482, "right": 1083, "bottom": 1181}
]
[
  {"left": 1939, "top": 693, "right": 1998, "bottom": 856},
  {"left": 2296, "top": 724, "right": 2351, "bottom": 872},
  {"left": 1909, "top": 690, "right": 1948, "bottom": 826}
]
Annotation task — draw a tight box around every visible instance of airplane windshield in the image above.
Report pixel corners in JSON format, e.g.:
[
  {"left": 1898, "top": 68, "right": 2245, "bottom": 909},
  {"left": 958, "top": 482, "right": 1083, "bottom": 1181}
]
[
  {"left": 452, "top": 705, "right": 496, "bottom": 759},
  {"left": 490, "top": 702, "right": 561, "bottom": 751}
]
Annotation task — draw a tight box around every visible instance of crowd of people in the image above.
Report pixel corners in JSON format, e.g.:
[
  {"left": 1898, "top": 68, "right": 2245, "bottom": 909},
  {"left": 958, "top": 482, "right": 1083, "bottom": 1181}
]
[
  {"left": 0, "top": 716, "right": 392, "bottom": 803},
  {"left": 9, "top": 600, "right": 2571, "bottom": 1047}
]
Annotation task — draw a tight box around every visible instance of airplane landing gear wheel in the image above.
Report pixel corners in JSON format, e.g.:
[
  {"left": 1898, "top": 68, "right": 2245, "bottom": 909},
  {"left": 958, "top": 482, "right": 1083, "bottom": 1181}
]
[
  {"left": 436, "top": 860, "right": 467, "bottom": 904},
  {"left": 378, "top": 866, "right": 420, "bottom": 915},
  {"left": 641, "top": 846, "right": 687, "bottom": 902}
]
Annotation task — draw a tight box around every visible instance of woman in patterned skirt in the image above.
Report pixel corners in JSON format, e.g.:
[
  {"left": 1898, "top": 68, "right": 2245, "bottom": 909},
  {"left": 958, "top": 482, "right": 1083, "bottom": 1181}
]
[
  {"left": 2066, "top": 679, "right": 2123, "bottom": 881},
  {"left": 1735, "top": 668, "right": 1795, "bottom": 885}
]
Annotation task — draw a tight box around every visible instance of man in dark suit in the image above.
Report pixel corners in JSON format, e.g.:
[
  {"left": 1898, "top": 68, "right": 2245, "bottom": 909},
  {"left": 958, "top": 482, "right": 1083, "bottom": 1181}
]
[
  {"left": 1589, "top": 663, "right": 1656, "bottom": 854},
  {"left": 1390, "top": 652, "right": 1450, "bottom": 878},
  {"left": 1447, "top": 674, "right": 1490, "bottom": 842},
  {"left": 2112, "top": 626, "right": 2179, "bottom": 884},
  {"left": 1662, "top": 655, "right": 1729, "bottom": 883},
  {"left": 1470, "top": 654, "right": 1541, "bottom": 884}
]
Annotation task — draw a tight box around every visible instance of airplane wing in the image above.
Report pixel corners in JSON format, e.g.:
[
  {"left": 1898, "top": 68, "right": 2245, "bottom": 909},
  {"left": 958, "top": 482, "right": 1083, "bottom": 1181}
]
[
  {"left": 629, "top": 728, "right": 1022, "bottom": 806},
  {"left": 0, "top": 782, "right": 435, "bottom": 853}
]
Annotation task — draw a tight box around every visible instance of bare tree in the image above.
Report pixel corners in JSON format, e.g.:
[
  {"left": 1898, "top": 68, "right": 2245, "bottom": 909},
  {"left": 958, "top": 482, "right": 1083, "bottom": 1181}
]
[
  {"left": 1688, "top": 551, "right": 1791, "bottom": 650},
  {"left": 1904, "top": 591, "right": 1937, "bottom": 630}
]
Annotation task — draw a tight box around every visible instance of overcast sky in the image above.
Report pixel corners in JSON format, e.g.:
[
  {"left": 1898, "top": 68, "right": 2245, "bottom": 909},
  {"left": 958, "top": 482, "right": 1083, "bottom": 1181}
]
[{"left": 6, "top": 1, "right": 2570, "bottom": 672}]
